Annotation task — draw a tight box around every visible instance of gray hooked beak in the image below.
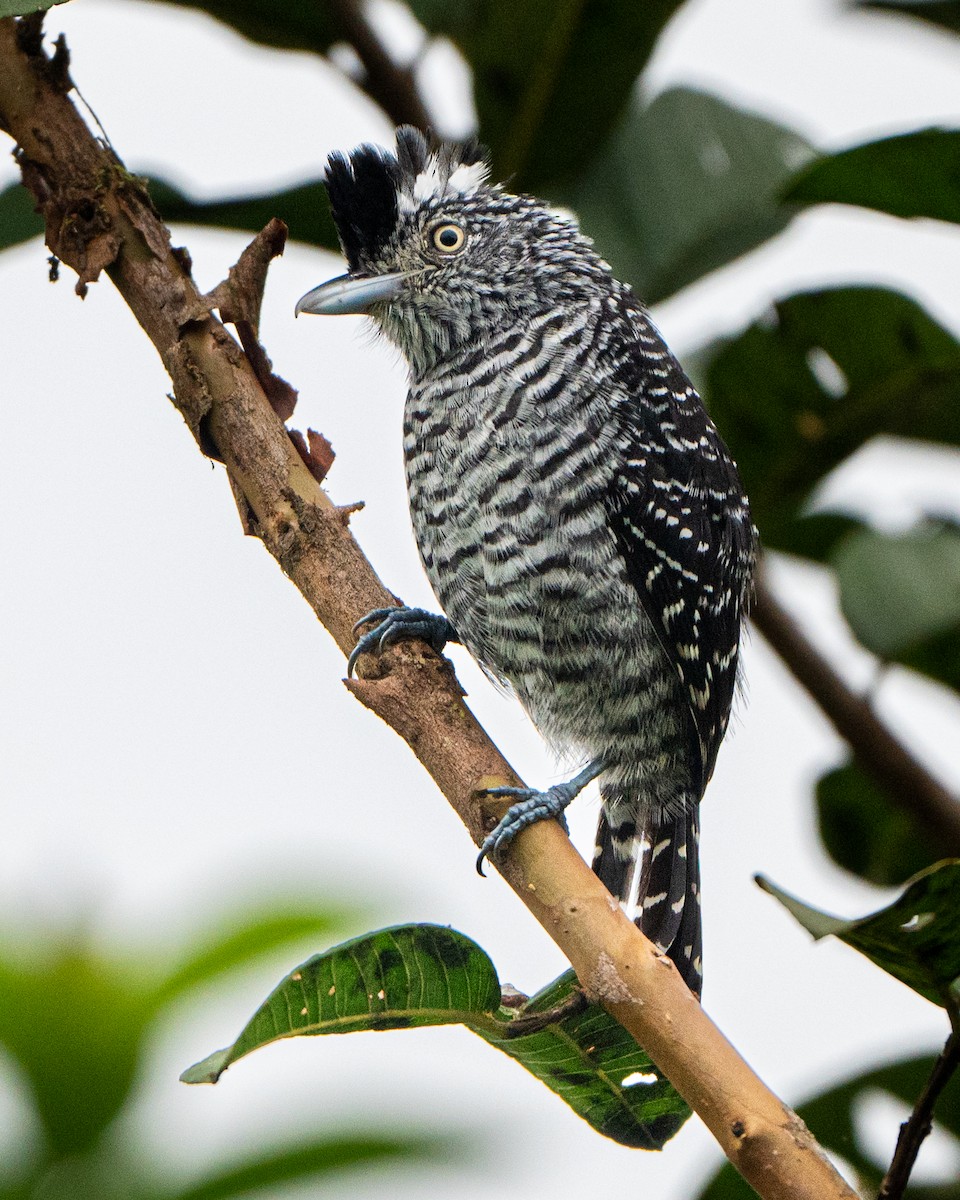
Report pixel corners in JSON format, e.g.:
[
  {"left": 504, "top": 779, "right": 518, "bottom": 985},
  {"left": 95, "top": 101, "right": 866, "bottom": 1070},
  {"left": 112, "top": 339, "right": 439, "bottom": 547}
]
[{"left": 294, "top": 270, "right": 408, "bottom": 317}]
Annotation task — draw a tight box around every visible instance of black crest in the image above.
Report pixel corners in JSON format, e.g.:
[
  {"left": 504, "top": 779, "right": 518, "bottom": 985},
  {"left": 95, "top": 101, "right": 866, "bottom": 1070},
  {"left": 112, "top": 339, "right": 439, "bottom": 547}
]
[
  {"left": 325, "top": 142, "right": 402, "bottom": 272},
  {"left": 324, "top": 126, "right": 490, "bottom": 272}
]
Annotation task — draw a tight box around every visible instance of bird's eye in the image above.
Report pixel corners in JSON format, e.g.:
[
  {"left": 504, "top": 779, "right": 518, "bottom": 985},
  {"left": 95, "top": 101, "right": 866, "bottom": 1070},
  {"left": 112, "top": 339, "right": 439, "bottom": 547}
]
[{"left": 431, "top": 223, "right": 466, "bottom": 254}]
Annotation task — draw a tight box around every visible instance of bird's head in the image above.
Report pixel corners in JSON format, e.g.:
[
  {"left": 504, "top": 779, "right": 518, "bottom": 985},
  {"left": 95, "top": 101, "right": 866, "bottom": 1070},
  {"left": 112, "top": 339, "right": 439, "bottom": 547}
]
[{"left": 296, "top": 126, "right": 609, "bottom": 373}]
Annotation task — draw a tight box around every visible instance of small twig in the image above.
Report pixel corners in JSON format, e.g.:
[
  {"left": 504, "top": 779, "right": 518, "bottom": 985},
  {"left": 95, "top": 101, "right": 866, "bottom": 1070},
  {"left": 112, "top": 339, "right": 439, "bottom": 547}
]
[
  {"left": 750, "top": 563, "right": 960, "bottom": 851},
  {"left": 329, "top": 0, "right": 433, "bottom": 131},
  {"left": 878, "top": 1028, "right": 960, "bottom": 1199},
  {"left": 505, "top": 988, "right": 589, "bottom": 1038}
]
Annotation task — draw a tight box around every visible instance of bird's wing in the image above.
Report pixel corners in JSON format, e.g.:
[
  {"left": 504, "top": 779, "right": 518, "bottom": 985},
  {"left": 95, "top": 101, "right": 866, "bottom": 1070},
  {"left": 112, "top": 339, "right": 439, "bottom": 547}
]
[{"left": 604, "top": 344, "right": 756, "bottom": 793}]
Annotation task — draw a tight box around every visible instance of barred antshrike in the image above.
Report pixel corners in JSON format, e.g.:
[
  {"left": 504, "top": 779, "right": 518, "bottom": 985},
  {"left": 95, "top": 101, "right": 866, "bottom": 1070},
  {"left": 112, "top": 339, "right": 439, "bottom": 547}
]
[{"left": 297, "top": 127, "right": 756, "bottom": 995}]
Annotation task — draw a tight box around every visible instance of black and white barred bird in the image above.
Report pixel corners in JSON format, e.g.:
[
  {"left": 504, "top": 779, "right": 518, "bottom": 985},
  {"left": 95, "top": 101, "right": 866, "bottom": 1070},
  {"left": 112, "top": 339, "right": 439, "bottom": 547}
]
[{"left": 297, "top": 127, "right": 756, "bottom": 996}]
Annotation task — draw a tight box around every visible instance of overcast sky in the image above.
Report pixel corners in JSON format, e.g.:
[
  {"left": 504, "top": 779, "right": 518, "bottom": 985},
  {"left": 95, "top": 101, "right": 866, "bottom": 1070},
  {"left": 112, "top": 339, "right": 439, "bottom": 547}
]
[{"left": 2, "top": 1, "right": 960, "bottom": 1197}]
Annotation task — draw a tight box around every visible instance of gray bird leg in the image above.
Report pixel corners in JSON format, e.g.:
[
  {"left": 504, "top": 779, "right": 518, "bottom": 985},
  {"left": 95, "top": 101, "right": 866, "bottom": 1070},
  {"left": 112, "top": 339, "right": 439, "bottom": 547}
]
[
  {"left": 476, "top": 758, "right": 606, "bottom": 875},
  {"left": 348, "top": 606, "right": 459, "bottom": 677}
]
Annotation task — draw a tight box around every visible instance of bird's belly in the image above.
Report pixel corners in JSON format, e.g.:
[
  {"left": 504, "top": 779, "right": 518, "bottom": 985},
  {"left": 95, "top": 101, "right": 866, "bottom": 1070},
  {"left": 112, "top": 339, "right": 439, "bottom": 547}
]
[{"left": 409, "top": 440, "right": 687, "bottom": 790}]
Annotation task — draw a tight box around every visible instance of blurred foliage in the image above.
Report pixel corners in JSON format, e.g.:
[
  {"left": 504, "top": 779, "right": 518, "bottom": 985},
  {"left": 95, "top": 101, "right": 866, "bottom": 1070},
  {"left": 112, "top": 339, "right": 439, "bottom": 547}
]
[
  {"left": 0, "top": 900, "right": 448, "bottom": 1200},
  {"left": 854, "top": 0, "right": 960, "bottom": 36},
  {"left": 3, "top": 0, "right": 960, "bottom": 1186},
  {"left": 817, "top": 762, "right": 943, "bottom": 887},
  {"left": 786, "top": 128, "right": 960, "bottom": 223},
  {"left": 0, "top": 0, "right": 68, "bottom": 17},
  {"left": 560, "top": 86, "right": 812, "bottom": 304},
  {"left": 148, "top": 178, "right": 338, "bottom": 253},
  {"left": 408, "top": 0, "right": 684, "bottom": 187},
  {"left": 698, "top": 1051, "right": 960, "bottom": 1199},
  {"left": 141, "top": 0, "right": 337, "bottom": 53},
  {"left": 0, "top": 181, "right": 44, "bottom": 254},
  {"left": 184, "top": 924, "right": 689, "bottom": 1149},
  {"left": 702, "top": 287, "right": 960, "bottom": 553},
  {"left": 831, "top": 521, "right": 960, "bottom": 687}
]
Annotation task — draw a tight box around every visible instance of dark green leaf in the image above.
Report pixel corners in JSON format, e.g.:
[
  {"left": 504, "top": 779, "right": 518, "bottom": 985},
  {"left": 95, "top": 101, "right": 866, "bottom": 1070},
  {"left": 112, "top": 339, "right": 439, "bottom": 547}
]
[
  {"left": 0, "top": 182, "right": 44, "bottom": 253},
  {"left": 854, "top": 0, "right": 960, "bottom": 36},
  {"left": 0, "top": 0, "right": 69, "bottom": 14},
  {"left": 180, "top": 925, "right": 502, "bottom": 1085},
  {"left": 757, "top": 861, "right": 960, "bottom": 1006},
  {"left": 137, "top": 0, "right": 336, "bottom": 54},
  {"left": 148, "top": 178, "right": 338, "bottom": 251},
  {"left": 564, "top": 87, "right": 813, "bottom": 303},
  {"left": 832, "top": 522, "right": 960, "bottom": 673},
  {"left": 697, "top": 1051, "right": 960, "bottom": 1199},
  {"left": 181, "top": 925, "right": 689, "bottom": 1149},
  {"left": 786, "top": 129, "right": 960, "bottom": 224},
  {"left": 777, "top": 512, "right": 867, "bottom": 562},
  {"left": 896, "top": 624, "right": 960, "bottom": 696},
  {"left": 410, "top": 0, "right": 686, "bottom": 188},
  {"left": 166, "top": 1135, "right": 446, "bottom": 1200},
  {"left": 478, "top": 969, "right": 689, "bottom": 1149},
  {"left": 817, "top": 761, "right": 943, "bottom": 886},
  {"left": 702, "top": 287, "right": 960, "bottom": 553}
]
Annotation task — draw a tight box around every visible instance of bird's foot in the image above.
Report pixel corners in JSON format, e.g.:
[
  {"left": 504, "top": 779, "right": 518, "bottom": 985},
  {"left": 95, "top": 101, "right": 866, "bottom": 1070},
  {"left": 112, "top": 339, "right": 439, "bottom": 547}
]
[
  {"left": 348, "top": 606, "right": 458, "bottom": 677},
  {"left": 476, "top": 759, "right": 605, "bottom": 875}
]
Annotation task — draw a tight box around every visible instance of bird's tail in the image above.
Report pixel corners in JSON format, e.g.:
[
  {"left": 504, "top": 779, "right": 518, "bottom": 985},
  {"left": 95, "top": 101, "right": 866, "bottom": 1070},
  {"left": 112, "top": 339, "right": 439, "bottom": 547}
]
[{"left": 592, "top": 802, "right": 702, "bottom": 997}]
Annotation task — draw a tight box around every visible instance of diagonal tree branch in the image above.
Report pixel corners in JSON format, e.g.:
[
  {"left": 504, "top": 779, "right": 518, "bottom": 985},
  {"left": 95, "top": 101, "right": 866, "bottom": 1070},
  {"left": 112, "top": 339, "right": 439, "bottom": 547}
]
[
  {"left": 0, "top": 16, "right": 857, "bottom": 1200},
  {"left": 751, "top": 565, "right": 960, "bottom": 851}
]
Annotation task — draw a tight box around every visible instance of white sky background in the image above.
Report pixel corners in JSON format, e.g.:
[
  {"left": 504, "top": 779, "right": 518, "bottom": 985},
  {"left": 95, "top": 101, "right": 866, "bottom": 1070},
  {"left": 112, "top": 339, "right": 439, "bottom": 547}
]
[{"left": 1, "top": 0, "right": 960, "bottom": 1196}]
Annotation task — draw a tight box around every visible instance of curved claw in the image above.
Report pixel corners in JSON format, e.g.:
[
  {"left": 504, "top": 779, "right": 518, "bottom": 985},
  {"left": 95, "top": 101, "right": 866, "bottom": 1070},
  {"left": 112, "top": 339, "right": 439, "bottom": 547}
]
[
  {"left": 475, "top": 786, "right": 572, "bottom": 875},
  {"left": 347, "top": 606, "right": 457, "bottom": 677},
  {"left": 474, "top": 759, "right": 605, "bottom": 876},
  {"left": 352, "top": 607, "right": 400, "bottom": 637}
]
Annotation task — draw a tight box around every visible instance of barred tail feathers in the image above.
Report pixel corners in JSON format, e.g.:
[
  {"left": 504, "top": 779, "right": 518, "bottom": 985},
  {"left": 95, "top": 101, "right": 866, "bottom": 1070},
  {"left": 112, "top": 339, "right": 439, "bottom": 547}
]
[{"left": 592, "top": 804, "right": 702, "bottom": 996}]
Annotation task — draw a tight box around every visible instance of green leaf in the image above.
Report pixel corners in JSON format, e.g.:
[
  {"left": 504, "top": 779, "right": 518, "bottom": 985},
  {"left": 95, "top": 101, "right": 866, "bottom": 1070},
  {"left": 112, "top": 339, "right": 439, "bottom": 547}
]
[
  {"left": 757, "top": 860, "right": 960, "bottom": 1006},
  {"left": 148, "top": 178, "right": 339, "bottom": 251},
  {"left": 564, "top": 87, "right": 813, "bottom": 303},
  {"left": 832, "top": 522, "right": 960, "bottom": 672},
  {"left": 786, "top": 128, "right": 960, "bottom": 224},
  {"left": 136, "top": 0, "right": 336, "bottom": 54},
  {"left": 0, "top": 174, "right": 339, "bottom": 257},
  {"left": 702, "top": 287, "right": 960, "bottom": 554},
  {"left": 853, "top": 0, "right": 960, "bottom": 36},
  {"left": 0, "top": 182, "right": 44, "bottom": 253},
  {"left": 182, "top": 924, "right": 689, "bottom": 1149},
  {"left": 166, "top": 1135, "right": 445, "bottom": 1200},
  {"left": 0, "top": 0, "right": 70, "bottom": 14},
  {"left": 697, "top": 1051, "right": 960, "bottom": 1199},
  {"left": 774, "top": 511, "right": 867, "bottom": 562},
  {"left": 477, "top": 969, "right": 689, "bottom": 1149},
  {"left": 0, "top": 941, "right": 151, "bottom": 1155},
  {"left": 180, "top": 925, "right": 502, "bottom": 1084},
  {"left": 410, "top": 0, "right": 686, "bottom": 188},
  {"left": 817, "top": 761, "right": 943, "bottom": 887}
]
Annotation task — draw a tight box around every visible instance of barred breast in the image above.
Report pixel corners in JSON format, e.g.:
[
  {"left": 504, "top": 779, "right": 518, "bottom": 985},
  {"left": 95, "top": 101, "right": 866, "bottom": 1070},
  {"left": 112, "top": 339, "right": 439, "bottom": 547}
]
[{"left": 403, "top": 304, "right": 692, "bottom": 815}]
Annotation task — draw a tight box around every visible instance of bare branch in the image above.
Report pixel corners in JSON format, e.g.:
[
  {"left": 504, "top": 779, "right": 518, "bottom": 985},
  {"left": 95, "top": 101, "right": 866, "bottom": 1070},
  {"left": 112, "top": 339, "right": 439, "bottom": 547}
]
[
  {"left": 0, "top": 18, "right": 858, "bottom": 1200},
  {"left": 879, "top": 1030, "right": 960, "bottom": 1200},
  {"left": 329, "top": 0, "right": 434, "bottom": 132},
  {"left": 751, "top": 564, "right": 960, "bottom": 852}
]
